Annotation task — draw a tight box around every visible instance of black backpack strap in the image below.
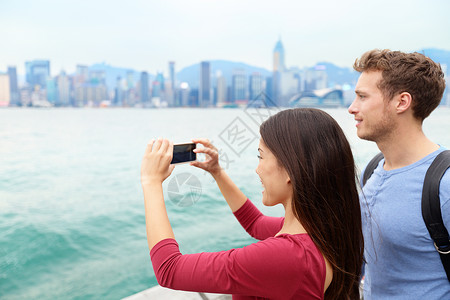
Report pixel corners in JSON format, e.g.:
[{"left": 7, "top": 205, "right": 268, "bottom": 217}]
[
  {"left": 422, "top": 150, "right": 450, "bottom": 282},
  {"left": 362, "top": 152, "right": 384, "bottom": 186}
]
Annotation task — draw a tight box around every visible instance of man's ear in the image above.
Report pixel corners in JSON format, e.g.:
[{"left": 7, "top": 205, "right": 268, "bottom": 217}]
[{"left": 396, "top": 92, "right": 412, "bottom": 114}]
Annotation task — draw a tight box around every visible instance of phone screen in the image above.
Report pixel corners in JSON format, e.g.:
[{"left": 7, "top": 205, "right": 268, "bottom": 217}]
[{"left": 171, "top": 143, "right": 196, "bottom": 164}]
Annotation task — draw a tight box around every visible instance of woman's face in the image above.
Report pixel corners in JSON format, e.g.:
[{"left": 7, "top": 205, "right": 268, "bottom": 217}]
[{"left": 255, "top": 138, "right": 292, "bottom": 207}]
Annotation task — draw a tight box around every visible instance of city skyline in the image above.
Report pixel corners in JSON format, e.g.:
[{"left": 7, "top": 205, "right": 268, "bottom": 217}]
[{"left": 1, "top": 0, "right": 450, "bottom": 76}]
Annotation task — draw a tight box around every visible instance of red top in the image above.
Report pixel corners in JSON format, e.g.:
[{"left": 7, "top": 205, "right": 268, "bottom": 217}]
[{"left": 150, "top": 199, "right": 326, "bottom": 299}]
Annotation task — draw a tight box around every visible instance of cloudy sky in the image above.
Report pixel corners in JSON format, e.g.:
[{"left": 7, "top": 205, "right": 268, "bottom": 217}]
[{"left": 1, "top": 0, "right": 449, "bottom": 76}]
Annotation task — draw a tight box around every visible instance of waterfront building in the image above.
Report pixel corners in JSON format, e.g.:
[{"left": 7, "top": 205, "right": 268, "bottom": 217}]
[
  {"left": 168, "top": 61, "right": 177, "bottom": 106},
  {"left": 25, "top": 60, "right": 50, "bottom": 88},
  {"left": 189, "top": 88, "right": 199, "bottom": 107},
  {"left": 114, "top": 76, "right": 124, "bottom": 106},
  {"left": 216, "top": 71, "right": 227, "bottom": 107},
  {"left": 179, "top": 82, "right": 190, "bottom": 107},
  {"left": 57, "top": 71, "right": 71, "bottom": 106},
  {"left": 249, "top": 72, "right": 264, "bottom": 101},
  {"left": 279, "top": 69, "right": 301, "bottom": 106},
  {"left": 0, "top": 73, "right": 11, "bottom": 106},
  {"left": 199, "top": 61, "right": 211, "bottom": 107},
  {"left": 152, "top": 72, "right": 164, "bottom": 99},
  {"left": 304, "top": 65, "right": 328, "bottom": 91},
  {"left": 273, "top": 38, "right": 286, "bottom": 72},
  {"left": 7, "top": 66, "right": 20, "bottom": 106},
  {"left": 272, "top": 38, "right": 286, "bottom": 106},
  {"left": 46, "top": 78, "right": 57, "bottom": 104},
  {"left": 76, "top": 65, "right": 89, "bottom": 81},
  {"left": 126, "top": 71, "right": 134, "bottom": 90},
  {"left": 140, "top": 71, "right": 149, "bottom": 104},
  {"left": 232, "top": 69, "right": 246, "bottom": 102},
  {"left": 289, "top": 88, "right": 344, "bottom": 108}
]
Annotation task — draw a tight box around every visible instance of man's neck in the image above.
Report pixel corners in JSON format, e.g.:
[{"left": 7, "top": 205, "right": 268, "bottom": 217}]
[{"left": 377, "top": 126, "right": 439, "bottom": 170}]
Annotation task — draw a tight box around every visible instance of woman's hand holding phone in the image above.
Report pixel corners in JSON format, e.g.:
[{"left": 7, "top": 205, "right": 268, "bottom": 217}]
[
  {"left": 141, "top": 138, "right": 175, "bottom": 187},
  {"left": 190, "top": 138, "right": 222, "bottom": 177}
]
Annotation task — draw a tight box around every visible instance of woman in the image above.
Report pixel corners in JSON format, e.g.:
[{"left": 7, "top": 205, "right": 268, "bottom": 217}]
[{"left": 141, "top": 108, "right": 363, "bottom": 299}]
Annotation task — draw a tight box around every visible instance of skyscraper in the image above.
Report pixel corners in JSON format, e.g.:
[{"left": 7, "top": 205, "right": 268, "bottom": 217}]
[
  {"left": 216, "top": 71, "right": 227, "bottom": 106},
  {"left": 25, "top": 60, "right": 50, "bottom": 88},
  {"left": 199, "top": 61, "right": 210, "bottom": 107},
  {"left": 168, "top": 61, "right": 177, "bottom": 106},
  {"left": 273, "top": 38, "right": 286, "bottom": 72},
  {"left": 57, "top": 71, "right": 71, "bottom": 106},
  {"left": 7, "top": 66, "right": 20, "bottom": 106},
  {"left": 232, "top": 69, "right": 246, "bottom": 102},
  {"left": 249, "top": 72, "right": 264, "bottom": 100},
  {"left": 114, "top": 76, "right": 123, "bottom": 106},
  {"left": 46, "top": 78, "right": 57, "bottom": 104},
  {"left": 140, "top": 71, "right": 149, "bottom": 104},
  {"left": 169, "top": 61, "right": 176, "bottom": 92},
  {"left": 272, "top": 38, "right": 285, "bottom": 106}
]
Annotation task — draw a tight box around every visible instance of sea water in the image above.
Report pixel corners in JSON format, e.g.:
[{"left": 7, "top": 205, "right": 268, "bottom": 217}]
[{"left": 0, "top": 107, "right": 449, "bottom": 299}]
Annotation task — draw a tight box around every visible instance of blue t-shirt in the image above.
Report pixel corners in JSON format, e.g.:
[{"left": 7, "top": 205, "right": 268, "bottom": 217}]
[{"left": 361, "top": 147, "right": 450, "bottom": 300}]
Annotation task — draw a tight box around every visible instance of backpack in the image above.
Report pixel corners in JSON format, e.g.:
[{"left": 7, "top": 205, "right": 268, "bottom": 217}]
[{"left": 362, "top": 150, "right": 450, "bottom": 282}]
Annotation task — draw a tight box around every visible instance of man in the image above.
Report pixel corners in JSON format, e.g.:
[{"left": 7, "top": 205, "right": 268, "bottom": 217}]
[{"left": 348, "top": 49, "right": 450, "bottom": 299}]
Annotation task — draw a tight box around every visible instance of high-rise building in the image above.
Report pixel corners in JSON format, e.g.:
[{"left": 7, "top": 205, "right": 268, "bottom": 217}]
[
  {"left": 179, "top": 82, "right": 190, "bottom": 107},
  {"left": 232, "top": 69, "right": 246, "bottom": 102},
  {"left": 249, "top": 72, "right": 264, "bottom": 100},
  {"left": 304, "top": 65, "right": 328, "bottom": 91},
  {"left": 152, "top": 72, "right": 164, "bottom": 98},
  {"left": 46, "top": 78, "right": 57, "bottom": 104},
  {"left": 168, "top": 61, "right": 177, "bottom": 106},
  {"left": 114, "top": 76, "right": 123, "bottom": 105},
  {"left": 199, "top": 61, "right": 210, "bottom": 107},
  {"left": 169, "top": 61, "right": 176, "bottom": 92},
  {"left": 76, "top": 65, "right": 89, "bottom": 83},
  {"left": 273, "top": 38, "right": 285, "bottom": 72},
  {"left": 7, "top": 66, "right": 20, "bottom": 105},
  {"left": 126, "top": 71, "right": 134, "bottom": 89},
  {"left": 57, "top": 71, "right": 71, "bottom": 106},
  {"left": 140, "top": 71, "right": 149, "bottom": 104},
  {"left": 0, "top": 73, "right": 11, "bottom": 106},
  {"left": 216, "top": 71, "right": 227, "bottom": 106},
  {"left": 25, "top": 60, "right": 50, "bottom": 88},
  {"left": 272, "top": 39, "right": 286, "bottom": 106}
]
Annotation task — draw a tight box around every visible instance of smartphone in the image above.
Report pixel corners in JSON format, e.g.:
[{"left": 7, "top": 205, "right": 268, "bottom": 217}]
[{"left": 171, "top": 143, "right": 197, "bottom": 164}]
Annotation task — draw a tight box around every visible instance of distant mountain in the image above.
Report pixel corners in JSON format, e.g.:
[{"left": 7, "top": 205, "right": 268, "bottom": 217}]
[
  {"left": 313, "top": 62, "right": 359, "bottom": 86},
  {"left": 176, "top": 60, "right": 272, "bottom": 88},
  {"left": 86, "top": 48, "right": 450, "bottom": 91},
  {"left": 176, "top": 60, "right": 361, "bottom": 89}
]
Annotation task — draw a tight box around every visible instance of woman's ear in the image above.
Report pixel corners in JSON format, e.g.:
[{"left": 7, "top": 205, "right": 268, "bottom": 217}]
[{"left": 286, "top": 173, "right": 291, "bottom": 184}]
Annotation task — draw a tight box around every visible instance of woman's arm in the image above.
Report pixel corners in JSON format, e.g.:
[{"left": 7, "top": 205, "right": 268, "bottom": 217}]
[
  {"left": 191, "top": 138, "right": 247, "bottom": 212},
  {"left": 150, "top": 237, "right": 320, "bottom": 298},
  {"left": 141, "top": 138, "right": 176, "bottom": 250}
]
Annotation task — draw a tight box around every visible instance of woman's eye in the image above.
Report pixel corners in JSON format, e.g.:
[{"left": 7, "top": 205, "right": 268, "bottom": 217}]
[{"left": 257, "top": 155, "right": 262, "bottom": 159}]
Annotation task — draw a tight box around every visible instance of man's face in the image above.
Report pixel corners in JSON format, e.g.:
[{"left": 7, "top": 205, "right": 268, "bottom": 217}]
[{"left": 348, "top": 71, "right": 397, "bottom": 142}]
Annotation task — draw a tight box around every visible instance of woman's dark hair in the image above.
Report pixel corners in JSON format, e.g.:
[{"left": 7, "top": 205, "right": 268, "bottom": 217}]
[{"left": 260, "top": 108, "right": 363, "bottom": 300}]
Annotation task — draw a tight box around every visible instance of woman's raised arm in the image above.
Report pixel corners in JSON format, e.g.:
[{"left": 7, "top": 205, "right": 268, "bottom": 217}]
[{"left": 190, "top": 138, "right": 247, "bottom": 212}]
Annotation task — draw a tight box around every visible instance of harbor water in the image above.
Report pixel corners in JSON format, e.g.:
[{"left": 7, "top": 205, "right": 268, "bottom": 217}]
[{"left": 1, "top": 107, "right": 449, "bottom": 299}]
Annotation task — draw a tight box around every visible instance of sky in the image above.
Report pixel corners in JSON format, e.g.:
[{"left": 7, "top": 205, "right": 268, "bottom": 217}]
[{"left": 1, "top": 0, "right": 450, "bottom": 77}]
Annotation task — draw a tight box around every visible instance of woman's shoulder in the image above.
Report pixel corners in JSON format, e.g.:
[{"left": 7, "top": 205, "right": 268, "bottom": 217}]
[{"left": 230, "top": 233, "right": 325, "bottom": 293}]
